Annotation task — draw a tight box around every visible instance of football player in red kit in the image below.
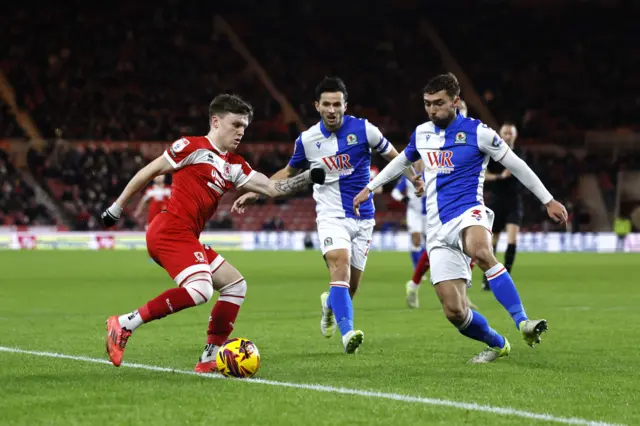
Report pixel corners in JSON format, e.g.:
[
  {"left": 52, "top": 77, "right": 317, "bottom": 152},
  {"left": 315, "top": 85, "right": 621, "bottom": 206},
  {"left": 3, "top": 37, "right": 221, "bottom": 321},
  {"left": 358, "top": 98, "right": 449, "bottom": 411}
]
[
  {"left": 133, "top": 175, "right": 171, "bottom": 229},
  {"left": 101, "top": 94, "right": 325, "bottom": 372}
]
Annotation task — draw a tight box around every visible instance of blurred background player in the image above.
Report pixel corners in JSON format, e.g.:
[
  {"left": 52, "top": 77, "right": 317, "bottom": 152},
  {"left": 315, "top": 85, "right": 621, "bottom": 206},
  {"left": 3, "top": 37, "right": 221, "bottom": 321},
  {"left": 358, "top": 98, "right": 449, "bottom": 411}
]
[
  {"left": 133, "top": 175, "right": 171, "bottom": 230},
  {"left": 233, "top": 77, "right": 422, "bottom": 354},
  {"left": 355, "top": 73, "right": 567, "bottom": 363},
  {"left": 391, "top": 173, "right": 427, "bottom": 308},
  {"left": 101, "top": 94, "right": 326, "bottom": 370},
  {"left": 369, "top": 165, "right": 383, "bottom": 194},
  {"left": 481, "top": 123, "right": 523, "bottom": 291},
  {"left": 459, "top": 99, "right": 468, "bottom": 117},
  {"left": 391, "top": 173, "right": 426, "bottom": 269}
]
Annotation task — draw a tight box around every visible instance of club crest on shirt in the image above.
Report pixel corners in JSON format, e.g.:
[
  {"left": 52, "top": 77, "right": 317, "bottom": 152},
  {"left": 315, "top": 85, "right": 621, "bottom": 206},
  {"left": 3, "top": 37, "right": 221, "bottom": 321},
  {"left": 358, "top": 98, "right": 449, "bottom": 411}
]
[
  {"left": 455, "top": 132, "right": 467, "bottom": 144},
  {"left": 223, "top": 163, "right": 232, "bottom": 178},
  {"left": 347, "top": 134, "right": 358, "bottom": 145}
]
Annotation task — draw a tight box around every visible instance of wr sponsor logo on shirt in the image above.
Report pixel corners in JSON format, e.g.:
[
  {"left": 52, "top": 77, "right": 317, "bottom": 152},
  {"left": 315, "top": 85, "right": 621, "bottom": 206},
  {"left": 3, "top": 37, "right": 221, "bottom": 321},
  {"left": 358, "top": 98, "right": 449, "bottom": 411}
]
[
  {"left": 425, "top": 151, "right": 454, "bottom": 174},
  {"left": 321, "top": 154, "right": 353, "bottom": 176}
]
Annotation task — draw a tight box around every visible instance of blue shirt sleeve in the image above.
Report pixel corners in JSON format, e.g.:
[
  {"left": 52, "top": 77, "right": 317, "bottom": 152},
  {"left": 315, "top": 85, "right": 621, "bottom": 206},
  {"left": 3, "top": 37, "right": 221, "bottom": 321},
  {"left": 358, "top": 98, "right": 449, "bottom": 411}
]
[
  {"left": 404, "top": 131, "right": 421, "bottom": 162},
  {"left": 394, "top": 176, "right": 407, "bottom": 193},
  {"left": 288, "top": 136, "right": 308, "bottom": 169}
]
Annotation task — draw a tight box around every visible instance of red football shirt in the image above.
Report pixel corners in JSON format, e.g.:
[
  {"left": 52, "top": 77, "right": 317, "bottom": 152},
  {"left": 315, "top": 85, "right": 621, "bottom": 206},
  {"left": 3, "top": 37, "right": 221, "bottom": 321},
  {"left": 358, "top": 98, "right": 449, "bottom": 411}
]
[
  {"left": 162, "top": 136, "right": 255, "bottom": 235},
  {"left": 143, "top": 184, "right": 171, "bottom": 224}
]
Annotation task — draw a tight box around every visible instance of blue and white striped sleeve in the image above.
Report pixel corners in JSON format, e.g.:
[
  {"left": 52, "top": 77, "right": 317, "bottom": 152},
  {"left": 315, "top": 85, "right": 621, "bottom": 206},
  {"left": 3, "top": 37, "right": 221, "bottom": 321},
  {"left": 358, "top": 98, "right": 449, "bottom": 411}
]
[
  {"left": 365, "top": 120, "right": 393, "bottom": 155},
  {"left": 288, "top": 135, "right": 308, "bottom": 169}
]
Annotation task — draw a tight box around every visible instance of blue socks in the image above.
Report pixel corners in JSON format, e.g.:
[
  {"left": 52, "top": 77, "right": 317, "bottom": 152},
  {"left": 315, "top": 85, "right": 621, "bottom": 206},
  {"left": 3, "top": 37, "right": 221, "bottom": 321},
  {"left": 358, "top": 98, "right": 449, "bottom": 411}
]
[
  {"left": 410, "top": 246, "right": 424, "bottom": 268},
  {"left": 485, "top": 263, "right": 528, "bottom": 329},
  {"left": 328, "top": 282, "right": 353, "bottom": 336},
  {"left": 458, "top": 309, "right": 505, "bottom": 348}
]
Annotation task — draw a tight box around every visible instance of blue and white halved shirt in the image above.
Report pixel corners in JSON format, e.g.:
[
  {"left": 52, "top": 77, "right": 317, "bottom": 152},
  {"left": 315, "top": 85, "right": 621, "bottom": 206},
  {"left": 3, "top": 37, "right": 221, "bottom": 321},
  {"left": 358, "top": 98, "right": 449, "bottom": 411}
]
[
  {"left": 404, "top": 113, "right": 509, "bottom": 229},
  {"left": 288, "top": 115, "right": 393, "bottom": 220}
]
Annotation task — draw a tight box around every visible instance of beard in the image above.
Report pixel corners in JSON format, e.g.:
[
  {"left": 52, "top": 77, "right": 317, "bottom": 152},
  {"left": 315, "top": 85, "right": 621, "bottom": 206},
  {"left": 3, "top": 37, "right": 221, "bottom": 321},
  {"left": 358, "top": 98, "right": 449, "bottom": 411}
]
[{"left": 430, "top": 112, "right": 456, "bottom": 129}]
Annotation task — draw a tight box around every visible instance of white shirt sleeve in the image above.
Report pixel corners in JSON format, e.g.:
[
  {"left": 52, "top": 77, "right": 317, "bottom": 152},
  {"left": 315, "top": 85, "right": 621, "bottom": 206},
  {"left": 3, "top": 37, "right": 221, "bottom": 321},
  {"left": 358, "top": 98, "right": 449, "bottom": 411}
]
[
  {"left": 230, "top": 158, "right": 256, "bottom": 188},
  {"left": 164, "top": 138, "right": 198, "bottom": 169},
  {"left": 365, "top": 120, "right": 393, "bottom": 155},
  {"left": 476, "top": 123, "right": 510, "bottom": 161},
  {"left": 366, "top": 152, "right": 413, "bottom": 191},
  {"left": 498, "top": 150, "right": 554, "bottom": 205}
]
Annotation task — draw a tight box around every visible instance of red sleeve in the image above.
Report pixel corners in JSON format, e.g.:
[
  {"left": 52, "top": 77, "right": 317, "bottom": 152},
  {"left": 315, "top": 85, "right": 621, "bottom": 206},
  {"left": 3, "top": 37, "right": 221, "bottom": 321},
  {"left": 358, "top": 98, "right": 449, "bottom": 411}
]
[{"left": 163, "top": 138, "right": 198, "bottom": 169}]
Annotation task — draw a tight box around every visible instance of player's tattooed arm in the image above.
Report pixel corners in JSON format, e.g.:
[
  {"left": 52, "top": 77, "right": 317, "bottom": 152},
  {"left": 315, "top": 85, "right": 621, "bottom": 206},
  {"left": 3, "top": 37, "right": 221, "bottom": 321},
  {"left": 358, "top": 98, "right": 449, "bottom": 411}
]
[
  {"left": 240, "top": 169, "right": 326, "bottom": 199},
  {"left": 273, "top": 172, "right": 311, "bottom": 195},
  {"left": 232, "top": 164, "right": 303, "bottom": 214}
]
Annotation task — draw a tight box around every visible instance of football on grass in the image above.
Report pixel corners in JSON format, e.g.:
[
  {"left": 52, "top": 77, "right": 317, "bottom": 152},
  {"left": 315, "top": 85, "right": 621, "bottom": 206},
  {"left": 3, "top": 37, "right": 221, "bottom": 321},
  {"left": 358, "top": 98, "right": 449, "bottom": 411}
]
[{"left": 216, "top": 338, "right": 261, "bottom": 378}]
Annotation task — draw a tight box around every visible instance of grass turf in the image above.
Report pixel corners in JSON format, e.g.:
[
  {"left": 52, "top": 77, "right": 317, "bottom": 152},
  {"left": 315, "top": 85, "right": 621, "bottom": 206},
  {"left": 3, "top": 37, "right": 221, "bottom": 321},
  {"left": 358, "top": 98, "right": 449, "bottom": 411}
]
[{"left": 0, "top": 251, "right": 637, "bottom": 425}]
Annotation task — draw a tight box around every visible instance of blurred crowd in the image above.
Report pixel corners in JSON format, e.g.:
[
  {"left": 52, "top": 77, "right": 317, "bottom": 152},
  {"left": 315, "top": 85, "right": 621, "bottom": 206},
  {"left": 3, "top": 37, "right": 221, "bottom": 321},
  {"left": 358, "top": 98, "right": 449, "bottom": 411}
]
[
  {"left": 0, "top": 147, "right": 53, "bottom": 226},
  {"left": 1, "top": 0, "right": 638, "bottom": 232},
  {"left": 2, "top": 1, "right": 638, "bottom": 143},
  {"left": 21, "top": 139, "right": 296, "bottom": 230},
  {"left": 14, "top": 140, "right": 633, "bottom": 233}
]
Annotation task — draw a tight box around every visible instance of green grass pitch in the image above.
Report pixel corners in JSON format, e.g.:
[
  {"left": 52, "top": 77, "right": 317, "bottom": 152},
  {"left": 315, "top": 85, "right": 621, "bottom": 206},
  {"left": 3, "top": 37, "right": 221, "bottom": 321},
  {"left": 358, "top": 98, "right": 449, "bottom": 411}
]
[{"left": 0, "top": 250, "right": 638, "bottom": 425}]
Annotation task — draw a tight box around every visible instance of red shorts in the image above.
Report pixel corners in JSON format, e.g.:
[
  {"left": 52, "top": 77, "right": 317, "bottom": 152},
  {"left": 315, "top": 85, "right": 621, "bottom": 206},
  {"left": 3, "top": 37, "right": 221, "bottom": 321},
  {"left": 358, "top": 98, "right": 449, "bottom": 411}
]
[{"left": 146, "top": 212, "right": 226, "bottom": 285}]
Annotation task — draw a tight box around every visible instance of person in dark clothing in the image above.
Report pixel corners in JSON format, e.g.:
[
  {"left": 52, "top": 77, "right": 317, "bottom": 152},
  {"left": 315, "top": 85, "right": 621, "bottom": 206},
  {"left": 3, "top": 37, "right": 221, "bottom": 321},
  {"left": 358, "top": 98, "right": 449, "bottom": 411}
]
[{"left": 482, "top": 123, "right": 523, "bottom": 291}]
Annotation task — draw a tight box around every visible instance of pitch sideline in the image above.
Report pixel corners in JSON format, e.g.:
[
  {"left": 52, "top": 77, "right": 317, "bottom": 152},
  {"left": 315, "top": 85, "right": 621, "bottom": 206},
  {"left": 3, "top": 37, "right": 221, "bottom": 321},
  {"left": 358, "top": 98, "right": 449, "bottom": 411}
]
[{"left": 0, "top": 346, "right": 624, "bottom": 426}]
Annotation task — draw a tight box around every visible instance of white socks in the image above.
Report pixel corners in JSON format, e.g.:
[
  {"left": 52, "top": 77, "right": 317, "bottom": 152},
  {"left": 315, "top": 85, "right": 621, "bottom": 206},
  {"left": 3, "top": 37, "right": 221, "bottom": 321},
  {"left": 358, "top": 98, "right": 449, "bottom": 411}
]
[{"left": 118, "top": 310, "right": 143, "bottom": 331}]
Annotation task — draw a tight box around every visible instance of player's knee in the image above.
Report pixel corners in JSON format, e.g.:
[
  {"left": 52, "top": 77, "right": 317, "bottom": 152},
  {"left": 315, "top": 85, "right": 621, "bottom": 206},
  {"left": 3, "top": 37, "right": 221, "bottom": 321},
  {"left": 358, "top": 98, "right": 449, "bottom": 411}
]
[
  {"left": 411, "top": 233, "right": 422, "bottom": 247},
  {"left": 183, "top": 272, "right": 214, "bottom": 305},
  {"left": 326, "top": 253, "right": 350, "bottom": 281},
  {"left": 443, "top": 301, "right": 468, "bottom": 326},
  {"left": 219, "top": 277, "right": 247, "bottom": 306},
  {"left": 472, "top": 246, "right": 496, "bottom": 270}
]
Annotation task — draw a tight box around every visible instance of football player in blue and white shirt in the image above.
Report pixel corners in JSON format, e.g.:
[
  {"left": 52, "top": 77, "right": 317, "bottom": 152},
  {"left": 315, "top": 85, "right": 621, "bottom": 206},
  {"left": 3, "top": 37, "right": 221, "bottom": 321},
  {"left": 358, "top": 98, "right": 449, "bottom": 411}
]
[
  {"left": 354, "top": 73, "right": 567, "bottom": 363},
  {"left": 391, "top": 174, "right": 427, "bottom": 269},
  {"left": 233, "top": 77, "right": 423, "bottom": 354}
]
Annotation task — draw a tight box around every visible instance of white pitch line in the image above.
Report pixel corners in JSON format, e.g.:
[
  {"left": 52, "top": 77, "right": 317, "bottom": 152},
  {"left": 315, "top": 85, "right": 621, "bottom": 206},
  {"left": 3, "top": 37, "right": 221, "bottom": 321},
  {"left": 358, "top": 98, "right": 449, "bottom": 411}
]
[{"left": 0, "top": 346, "right": 624, "bottom": 426}]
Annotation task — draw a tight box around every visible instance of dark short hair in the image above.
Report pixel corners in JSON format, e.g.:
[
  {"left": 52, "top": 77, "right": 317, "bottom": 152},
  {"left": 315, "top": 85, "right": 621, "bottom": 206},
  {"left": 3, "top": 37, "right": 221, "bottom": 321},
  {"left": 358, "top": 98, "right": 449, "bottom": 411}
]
[
  {"left": 315, "top": 77, "right": 348, "bottom": 101},
  {"left": 209, "top": 94, "right": 254, "bottom": 121},
  {"left": 423, "top": 72, "right": 460, "bottom": 99}
]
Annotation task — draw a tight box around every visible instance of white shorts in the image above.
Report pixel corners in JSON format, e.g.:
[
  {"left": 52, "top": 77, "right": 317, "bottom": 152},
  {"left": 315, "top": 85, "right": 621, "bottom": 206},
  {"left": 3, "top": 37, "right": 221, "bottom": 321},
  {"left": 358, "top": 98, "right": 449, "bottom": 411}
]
[
  {"left": 317, "top": 217, "right": 375, "bottom": 271},
  {"left": 406, "top": 208, "right": 425, "bottom": 235},
  {"left": 426, "top": 205, "right": 495, "bottom": 287}
]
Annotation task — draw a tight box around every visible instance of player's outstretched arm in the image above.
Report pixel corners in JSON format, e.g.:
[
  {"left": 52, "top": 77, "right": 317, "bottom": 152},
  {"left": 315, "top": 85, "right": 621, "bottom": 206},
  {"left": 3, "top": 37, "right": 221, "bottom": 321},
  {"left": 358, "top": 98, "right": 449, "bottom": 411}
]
[
  {"left": 498, "top": 150, "right": 568, "bottom": 224},
  {"left": 101, "top": 155, "right": 173, "bottom": 228},
  {"left": 353, "top": 151, "right": 414, "bottom": 216},
  {"left": 232, "top": 164, "right": 302, "bottom": 214},
  {"left": 240, "top": 168, "right": 325, "bottom": 199}
]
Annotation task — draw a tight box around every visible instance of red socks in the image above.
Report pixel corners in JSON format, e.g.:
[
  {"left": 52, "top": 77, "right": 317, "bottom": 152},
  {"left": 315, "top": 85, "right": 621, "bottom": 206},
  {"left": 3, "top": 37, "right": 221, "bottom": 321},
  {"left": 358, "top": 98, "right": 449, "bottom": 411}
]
[
  {"left": 206, "top": 301, "right": 241, "bottom": 345},
  {"left": 411, "top": 251, "right": 431, "bottom": 284},
  {"left": 138, "top": 287, "right": 196, "bottom": 323}
]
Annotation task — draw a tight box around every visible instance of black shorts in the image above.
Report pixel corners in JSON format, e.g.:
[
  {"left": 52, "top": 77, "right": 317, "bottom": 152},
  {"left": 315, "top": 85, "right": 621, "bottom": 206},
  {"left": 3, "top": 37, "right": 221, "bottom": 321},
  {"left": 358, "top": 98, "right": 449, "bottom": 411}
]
[{"left": 489, "top": 197, "right": 524, "bottom": 232}]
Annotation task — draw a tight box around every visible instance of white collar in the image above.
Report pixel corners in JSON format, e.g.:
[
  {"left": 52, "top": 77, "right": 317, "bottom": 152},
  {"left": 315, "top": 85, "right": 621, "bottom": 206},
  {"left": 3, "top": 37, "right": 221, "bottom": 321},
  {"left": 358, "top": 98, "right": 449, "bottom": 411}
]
[{"left": 205, "top": 135, "right": 227, "bottom": 155}]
